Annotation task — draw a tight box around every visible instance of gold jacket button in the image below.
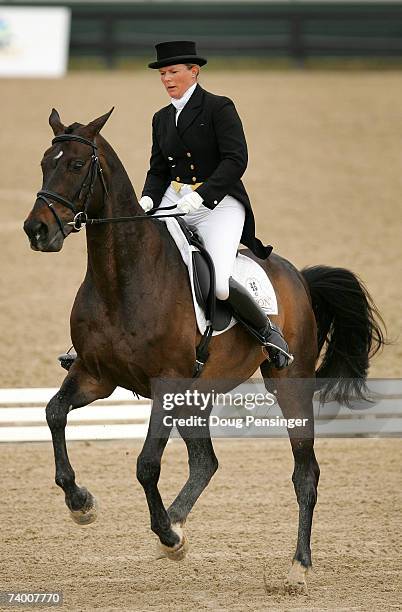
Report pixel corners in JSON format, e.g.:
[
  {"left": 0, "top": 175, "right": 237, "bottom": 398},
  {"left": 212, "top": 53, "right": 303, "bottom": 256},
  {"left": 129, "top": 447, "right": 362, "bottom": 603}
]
[
  {"left": 192, "top": 176, "right": 197, "bottom": 182},
  {"left": 176, "top": 176, "right": 180, "bottom": 181},
  {"left": 190, "top": 164, "right": 195, "bottom": 170},
  {"left": 186, "top": 152, "right": 192, "bottom": 157}
]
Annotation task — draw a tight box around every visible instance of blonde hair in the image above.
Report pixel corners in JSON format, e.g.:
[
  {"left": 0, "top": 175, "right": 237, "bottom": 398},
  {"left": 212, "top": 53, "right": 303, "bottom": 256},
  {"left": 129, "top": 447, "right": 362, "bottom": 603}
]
[{"left": 185, "top": 63, "right": 200, "bottom": 78}]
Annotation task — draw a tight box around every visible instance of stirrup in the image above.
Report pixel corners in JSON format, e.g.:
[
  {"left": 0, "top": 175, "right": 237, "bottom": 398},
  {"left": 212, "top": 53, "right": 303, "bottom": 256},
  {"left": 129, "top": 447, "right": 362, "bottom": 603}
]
[
  {"left": 262, "top": 342, "right": 294, "bottom": 366},
  {"left": 58, "top": 347, "right": 77, "bottom": 371}
]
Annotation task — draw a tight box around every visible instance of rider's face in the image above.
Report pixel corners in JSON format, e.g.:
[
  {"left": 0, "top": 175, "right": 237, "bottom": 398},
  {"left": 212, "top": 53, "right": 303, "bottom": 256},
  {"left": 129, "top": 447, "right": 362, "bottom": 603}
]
[{"left": 159, "top": 64, "right": 198, "bottom": 99}]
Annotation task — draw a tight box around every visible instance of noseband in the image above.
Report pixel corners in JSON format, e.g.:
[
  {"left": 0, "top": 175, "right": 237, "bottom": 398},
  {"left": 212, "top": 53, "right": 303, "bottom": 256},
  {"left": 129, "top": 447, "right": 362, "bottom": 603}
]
[{"left": 36, "top": 134, "right": 109, "bottom": 236}]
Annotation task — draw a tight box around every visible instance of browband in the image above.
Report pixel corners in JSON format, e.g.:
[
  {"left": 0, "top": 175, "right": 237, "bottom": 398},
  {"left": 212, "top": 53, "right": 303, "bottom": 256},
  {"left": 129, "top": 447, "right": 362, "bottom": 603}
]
[{"left": 52, "top": 134, "right": 98, "bottom": 149}]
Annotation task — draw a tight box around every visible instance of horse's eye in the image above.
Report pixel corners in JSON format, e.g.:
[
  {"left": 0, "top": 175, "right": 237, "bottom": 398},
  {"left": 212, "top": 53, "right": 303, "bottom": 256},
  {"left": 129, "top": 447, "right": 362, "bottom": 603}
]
[{"left": 72, "top": 160, "right": 85, "bottom": 170}]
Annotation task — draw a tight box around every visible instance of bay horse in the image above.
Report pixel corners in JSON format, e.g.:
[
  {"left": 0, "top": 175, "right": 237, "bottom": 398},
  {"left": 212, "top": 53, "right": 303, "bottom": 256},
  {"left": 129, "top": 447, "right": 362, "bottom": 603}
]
[{"left": 23, "top": 109, "right": 384, "bottom": 595}]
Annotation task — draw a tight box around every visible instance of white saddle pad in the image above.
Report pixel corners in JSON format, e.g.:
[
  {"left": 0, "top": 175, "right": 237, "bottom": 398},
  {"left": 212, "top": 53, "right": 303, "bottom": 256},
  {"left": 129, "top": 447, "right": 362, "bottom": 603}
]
[{"left": 162, "top": 217, "right": 278, "bottom": 336}]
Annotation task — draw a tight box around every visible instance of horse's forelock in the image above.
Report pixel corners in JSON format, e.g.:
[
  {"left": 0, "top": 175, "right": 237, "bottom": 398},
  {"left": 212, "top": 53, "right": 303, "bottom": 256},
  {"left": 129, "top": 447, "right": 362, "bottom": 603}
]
[{"left": 65, "top": 122, "right": 83, "bottom": 134}]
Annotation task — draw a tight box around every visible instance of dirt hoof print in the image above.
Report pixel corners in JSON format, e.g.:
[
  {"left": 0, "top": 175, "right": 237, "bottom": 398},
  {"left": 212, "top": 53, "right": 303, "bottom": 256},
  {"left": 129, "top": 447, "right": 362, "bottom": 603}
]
[
  {"left": 283, "top": 579, "right": 308, "bottom": 596},
  {"left": 284, "top": 561, "right": 308, "bottom": 596}
]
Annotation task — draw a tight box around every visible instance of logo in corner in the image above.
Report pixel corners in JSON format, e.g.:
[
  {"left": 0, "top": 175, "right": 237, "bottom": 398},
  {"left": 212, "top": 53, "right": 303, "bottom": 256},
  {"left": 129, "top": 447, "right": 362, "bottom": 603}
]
[{"left": 0, "top": 18, "right": 13, "bottom": 51}]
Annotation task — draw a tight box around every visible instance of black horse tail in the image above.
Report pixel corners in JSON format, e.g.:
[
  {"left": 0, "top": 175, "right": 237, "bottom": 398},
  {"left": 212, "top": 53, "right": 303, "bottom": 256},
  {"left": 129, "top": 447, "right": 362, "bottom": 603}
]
[{"left": 301, "top": 265, "right": 386, "bottom": 405}]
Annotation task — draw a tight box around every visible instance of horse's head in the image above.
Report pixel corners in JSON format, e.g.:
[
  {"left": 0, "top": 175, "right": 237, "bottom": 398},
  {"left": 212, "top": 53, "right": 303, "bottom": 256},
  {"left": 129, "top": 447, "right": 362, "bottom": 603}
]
[{"left": 23, "top": 108, "right": 113, "bottom": 252}]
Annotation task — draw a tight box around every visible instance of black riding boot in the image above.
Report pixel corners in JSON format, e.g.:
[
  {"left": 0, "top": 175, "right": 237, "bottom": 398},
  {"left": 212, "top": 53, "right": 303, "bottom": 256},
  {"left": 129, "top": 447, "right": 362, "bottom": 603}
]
[{"left": 227, "top": 277, "right": 293, "bottom": 369}]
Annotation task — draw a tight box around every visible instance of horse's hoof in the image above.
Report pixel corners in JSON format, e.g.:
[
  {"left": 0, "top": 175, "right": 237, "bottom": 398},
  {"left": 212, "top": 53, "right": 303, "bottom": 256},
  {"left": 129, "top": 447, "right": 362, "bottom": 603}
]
[
  {"left": 284, "top": 560, "right": 308, "bottom": 595},
  {"left": 158, "top": 523, "right": 189, "bottom": 562},
  {"left": 69, "top": 489, "right": 98, "bottom": 526}
]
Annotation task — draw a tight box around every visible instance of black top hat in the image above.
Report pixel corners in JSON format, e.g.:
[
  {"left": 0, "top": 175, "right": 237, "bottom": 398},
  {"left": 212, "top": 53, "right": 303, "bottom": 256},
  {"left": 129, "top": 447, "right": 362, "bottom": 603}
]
[{"left": 148, "top": 40, "right": 207, "bottom": 69}]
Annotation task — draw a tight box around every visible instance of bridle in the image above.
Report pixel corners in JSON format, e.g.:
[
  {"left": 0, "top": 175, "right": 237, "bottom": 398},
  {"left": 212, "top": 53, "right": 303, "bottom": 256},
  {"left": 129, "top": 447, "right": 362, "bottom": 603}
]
[
  {"left": 36, "top": 133, "right": 184, "bottom": 236},
  {"left": 36, "top": 134, "right": 109, "bottom": 235}
]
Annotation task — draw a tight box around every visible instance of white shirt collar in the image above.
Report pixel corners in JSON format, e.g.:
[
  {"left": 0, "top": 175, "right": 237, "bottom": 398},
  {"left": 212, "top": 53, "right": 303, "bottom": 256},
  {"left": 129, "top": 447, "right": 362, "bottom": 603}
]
[{"left": 171, "top": 82, "right": 197, "bottom": 112}]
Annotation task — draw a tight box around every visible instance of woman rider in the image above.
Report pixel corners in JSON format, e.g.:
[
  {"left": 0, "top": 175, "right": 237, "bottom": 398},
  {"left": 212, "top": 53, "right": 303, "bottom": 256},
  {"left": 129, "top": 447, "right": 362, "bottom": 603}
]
[{"left": 139, "top": 41, "right": 291, "bottom": 369}]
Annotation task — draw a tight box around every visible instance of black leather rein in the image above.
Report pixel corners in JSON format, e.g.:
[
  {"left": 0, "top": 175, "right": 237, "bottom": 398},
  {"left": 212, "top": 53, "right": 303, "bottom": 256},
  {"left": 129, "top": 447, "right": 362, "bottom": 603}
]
[{"left": 36, "top": 133, "right": 184, "bottom": 236}]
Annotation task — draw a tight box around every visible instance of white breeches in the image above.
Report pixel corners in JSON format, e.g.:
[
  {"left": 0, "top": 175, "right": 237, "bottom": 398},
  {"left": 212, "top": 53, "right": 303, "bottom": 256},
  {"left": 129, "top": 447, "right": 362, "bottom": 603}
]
[{"left": 159, "top": 184, "right": 246, "bottom": 300}]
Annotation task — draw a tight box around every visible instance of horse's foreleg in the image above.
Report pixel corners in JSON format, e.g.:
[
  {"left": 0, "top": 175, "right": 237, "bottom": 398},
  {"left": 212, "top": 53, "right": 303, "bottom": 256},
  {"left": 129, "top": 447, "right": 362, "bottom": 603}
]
[
  {"left": 159, "top": 414, "right": 218, "bottom": 559},
  {"left": 136, "top": 403, "right": 184, "bottom": 554},
  {"left": 138, "top": 400, "right": 218, "bottom": 561},
  {"left": 168, "top": 424, "right": 218, "bottom": 524},
  {"left": 264, "top": 371, "right": 320, "bottom": 595},
  {"left": 46, "top": 361, "right": 114, "bottom": 524}
]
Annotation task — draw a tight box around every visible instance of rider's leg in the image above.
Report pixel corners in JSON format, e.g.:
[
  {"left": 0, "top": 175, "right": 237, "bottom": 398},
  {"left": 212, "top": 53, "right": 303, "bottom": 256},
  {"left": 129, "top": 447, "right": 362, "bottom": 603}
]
[
  {"left": 187, "top": 195, "right": 292, "bottom": 370},
  {"left": 227, "top": 277, "right": 292, "bottom": 369},
  {"left": 186, "top": 194, "right": 245, "bottom": 300}
]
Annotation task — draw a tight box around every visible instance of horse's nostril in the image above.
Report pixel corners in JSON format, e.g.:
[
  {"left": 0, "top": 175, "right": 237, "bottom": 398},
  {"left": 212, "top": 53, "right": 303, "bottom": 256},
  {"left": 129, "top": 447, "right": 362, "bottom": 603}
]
[
  {"left": 37, "top": 223, "right": 48, "bottom": 243},
  {"left": 25, "top": 220, "right": 48, "bottom": 244}
]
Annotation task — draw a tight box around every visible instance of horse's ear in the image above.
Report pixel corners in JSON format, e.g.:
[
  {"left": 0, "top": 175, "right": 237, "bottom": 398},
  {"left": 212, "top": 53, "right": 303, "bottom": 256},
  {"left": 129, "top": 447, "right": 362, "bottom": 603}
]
[
  {"left": 49, "top": 108, "right": 65, "bottom": 136},
  {"left": 81, "top": 107, "right": 114, "bottom": 139}
]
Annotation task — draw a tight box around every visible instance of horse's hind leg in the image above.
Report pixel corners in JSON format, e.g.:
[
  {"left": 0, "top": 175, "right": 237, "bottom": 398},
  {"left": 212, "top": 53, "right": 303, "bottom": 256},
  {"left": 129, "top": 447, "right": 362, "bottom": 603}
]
[
  {"left": 46, "top": 360, "right": 114, "bottom": 524},
  {"left": 261, "top": 364, "right": 320, "bottom": 595}
]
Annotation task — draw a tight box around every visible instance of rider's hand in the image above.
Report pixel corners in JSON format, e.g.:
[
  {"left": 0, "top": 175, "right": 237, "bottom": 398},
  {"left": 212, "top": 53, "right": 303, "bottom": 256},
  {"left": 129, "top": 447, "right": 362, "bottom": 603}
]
[
  {"left": 176, "top": 192, "right": 203, "bottom": 214},
  {"left": 139, "top": 196, "right": 153, "bottom": 212}
]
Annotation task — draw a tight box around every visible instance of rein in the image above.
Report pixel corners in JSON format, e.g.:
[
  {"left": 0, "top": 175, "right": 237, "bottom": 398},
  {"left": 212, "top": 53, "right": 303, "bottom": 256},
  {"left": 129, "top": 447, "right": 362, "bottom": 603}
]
[{"left": 36, "top": 133, "right": 184, "bottom": 234}]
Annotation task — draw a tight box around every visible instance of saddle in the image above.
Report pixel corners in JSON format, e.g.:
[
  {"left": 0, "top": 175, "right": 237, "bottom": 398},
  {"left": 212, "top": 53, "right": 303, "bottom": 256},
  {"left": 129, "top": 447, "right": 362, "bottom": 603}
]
[{"left": 175, "top": 217, "right": 233, "bottom": 332}]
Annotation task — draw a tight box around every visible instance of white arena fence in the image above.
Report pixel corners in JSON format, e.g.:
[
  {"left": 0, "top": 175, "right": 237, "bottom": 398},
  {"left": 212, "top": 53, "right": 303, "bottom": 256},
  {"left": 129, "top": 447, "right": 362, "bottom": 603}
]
[
  {"left": 0, "top": 388, "right": 150, "bottom": 442},
  {"left": 0, "top": 380, "right": 401, "bottom": 442}
]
